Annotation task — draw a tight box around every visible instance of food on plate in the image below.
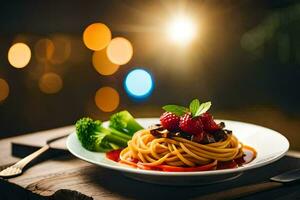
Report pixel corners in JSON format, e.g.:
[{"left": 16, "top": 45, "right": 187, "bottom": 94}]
[
  {"left": 109, "top": 110, "right": 144, "bottom": 136},
  {"left": 75, "top": 111, "right": 143, "bottom": 152},
  {"left": 118, "top": 99, "right": 256, "bottom": 171},
  {"left": 75, "top": 99, "right": 256, "bottom": 171}
]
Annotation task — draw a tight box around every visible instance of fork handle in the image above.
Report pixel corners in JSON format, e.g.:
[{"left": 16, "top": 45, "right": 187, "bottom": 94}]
[{"left": 15, "top": 145, "right": 50, "bottom": 169}]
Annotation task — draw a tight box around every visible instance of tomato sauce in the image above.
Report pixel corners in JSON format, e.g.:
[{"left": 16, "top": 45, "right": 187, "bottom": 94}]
[
  {"left": 241, "top": 147, "right": 257, "bottom": 164},
  {"left": 106, "top": 149, "right": 122, "bottom": 162},
  {"left": 106, "top": 147, "right": 256, "bottom": 171}
]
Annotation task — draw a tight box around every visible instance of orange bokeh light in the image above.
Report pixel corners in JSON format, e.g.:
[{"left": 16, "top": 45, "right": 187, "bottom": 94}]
[
  {"left": 106, "top": 37, "right": 133, "bottom": 65},
  {"left": 92, "top": 49, "right": 119, "bottom": 76},
  {"left": 35, "top": 39, "right": 55, "bottom": 62},
  {"left": 39, "top": 73, "right": 63, "bottom": 94},
  {"left": 0, "top": 79, "right": 9, "bottom": 102},
  {"left": 50, "top": 35, "right": 71, "bottom": 64},
  {"left": 83, "top": 23, "right": 111, "bottom": 51},
  {"left": 8, "top": 43, "right": 31, "bottom": 68},
  {"left": 95, "top": 87, "right": 119, "bottom": 112}
]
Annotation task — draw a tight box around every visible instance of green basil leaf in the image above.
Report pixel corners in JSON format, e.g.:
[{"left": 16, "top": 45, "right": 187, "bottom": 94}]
[
  {"left": 189, "top": 99, "right": 200, "bottom": 117},
  {"left": 162, "top": 105, "right": 188, "bottom": 116},
  {"left": 194, "top": 101, "right": 212, "bottom": 117}
]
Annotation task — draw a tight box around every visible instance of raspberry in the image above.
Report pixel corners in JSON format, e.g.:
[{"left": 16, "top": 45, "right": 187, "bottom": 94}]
[
  {"left": 160, "top": 112, "right": 180, "bottom": 131},
  {"left": 200, "top": 112, "right": 220, "bottom": 132},
  {"left": 179, "top": 113, "right": 204, "bottom": 135}
]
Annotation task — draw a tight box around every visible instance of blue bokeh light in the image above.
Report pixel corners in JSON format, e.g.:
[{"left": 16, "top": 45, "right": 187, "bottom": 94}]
[{"left": 124, "top": 68, "right": 154, "bottom": 99}]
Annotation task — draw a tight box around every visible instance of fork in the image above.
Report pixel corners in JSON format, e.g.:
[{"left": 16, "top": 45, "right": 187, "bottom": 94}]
[{"left": 0, "top": 134, "right": 69, "bottom": 178}]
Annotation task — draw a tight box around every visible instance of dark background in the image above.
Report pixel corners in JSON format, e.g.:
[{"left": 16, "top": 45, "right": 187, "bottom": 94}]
[{"left": 0, "top": 0, "right": 300, "bottom": 149}]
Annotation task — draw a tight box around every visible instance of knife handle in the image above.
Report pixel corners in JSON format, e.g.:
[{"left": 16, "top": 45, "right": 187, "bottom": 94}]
[{"left": 194, "top": 181, "right": 283, "bottom": 200}]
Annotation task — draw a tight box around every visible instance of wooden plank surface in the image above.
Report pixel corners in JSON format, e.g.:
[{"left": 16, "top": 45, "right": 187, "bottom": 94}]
[
  {"left": 0, "top": 126, "right": 74, "bottom": 165},
  {"left": 1, "top": 127, "right": 300, "bottom": 200},
  {"left": 20, "top": 156, "right": 300, "bottom": 200}
]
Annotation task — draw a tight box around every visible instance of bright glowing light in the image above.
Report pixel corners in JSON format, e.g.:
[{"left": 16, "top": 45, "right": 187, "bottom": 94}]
[
  {"left": 124, "top": 69, "right": 153, "bottom": 98},
  {"left": 95, "top": 87, "right": 119, "bottom": 112},
  {"left": 107, "top": 37, "right": 133, "bottom": 65},
  {"left": 8, "top": 43, "right": 31, "bottom": 68},
  {"left": 39, "top": 73, "right": 63, "bottom": 94},
  {"left": 167, "top": 16, "right": 197, "bottom": 45},
  {"left": 83, "top": 23, "right": 111, "bottom": 51},
  {"left": 0, "top": 78, "right": 9, "bottom": 102},
  {"left": 92, "top": 49, "right": 119, "bottom": 76}
]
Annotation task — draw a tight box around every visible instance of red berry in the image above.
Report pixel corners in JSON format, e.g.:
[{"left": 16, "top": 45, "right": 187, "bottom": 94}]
[
  {"left": 160, "top": 112, "right": 180, "bottom": 131},
  {"left": 200, "top": 112, "right": 220, "bottom": 132},
  {"left": 179, "top": 114, "right": 204, "bottom": 135}
]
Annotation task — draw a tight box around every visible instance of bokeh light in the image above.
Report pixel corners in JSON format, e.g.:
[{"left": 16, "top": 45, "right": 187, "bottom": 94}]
[
  {"left": 35, "top": 39, "right": 55, "bottom": 62},
  {"left": 39, "top": 72, "right": 63, "bottom": 94},
  {"left": 92, "top": 49, "right": 119, "bottom": 76},
  {"left": 107, "top": 37, "right": 133, "bottom": 65},
  {"left": 0, "top": 79, "right": 9, "bottom": 102},
  {"left": 8, "top": 43, "right": 31, "bottom": 68},
  {"left": 124, "top": 68, "right": 154, "bottom": 98},
  {"left": 95, "top": 87, "right": 119, "bottom": 112},
  {"left": 83, "top": 23, "right": 111, "bottom": 51},
  {"left": 167, "top": 16, "right": 197, "bottom": 46},
  {"left": 50, "top": 35, "right": 71, "bottom": 64}
]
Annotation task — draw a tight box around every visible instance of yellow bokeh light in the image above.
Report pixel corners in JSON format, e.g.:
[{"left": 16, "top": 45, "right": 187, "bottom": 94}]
[
  {"left": 92, "top": 49, "right": 119, "bottom": 76},
  {"left": 106, "top": 37, "right": 133, "bottom": 65},
  {"left": 95, "top": 87, "right": 119, "bottom": 112},
  {"left": 8, "top": 43, "right": 31, "bottom": 68},
  {"left": 83, "top": 23, "right": 111, "bottom": 51},
  {"left": 0, "top": 79, "right": 9, "bottom": 102},
  {"left": 39, "top": 72, "right": 63, "bottom": 94},
  {"left": 35, "top": 39, "right": 55, "bottom": 62},
  {"left": 167, "top": 16, "right": 197, "bottom": 46}
]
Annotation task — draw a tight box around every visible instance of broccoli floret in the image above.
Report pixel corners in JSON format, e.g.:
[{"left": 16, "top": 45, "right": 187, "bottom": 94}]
[
  {"left": 109, "top": 110, "right": 144, "bottom": 135},
  {"left": 76, "top": 117, "right": 131, "bottom": 152}
]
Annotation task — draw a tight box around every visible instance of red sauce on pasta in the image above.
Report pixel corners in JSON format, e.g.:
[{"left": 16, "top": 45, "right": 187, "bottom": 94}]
[
  {"left": 106, "top": 149, "right": 122, "bottom": 162},
  {"left": 106, "top": 147, "right": 256, "bottom": 171}
]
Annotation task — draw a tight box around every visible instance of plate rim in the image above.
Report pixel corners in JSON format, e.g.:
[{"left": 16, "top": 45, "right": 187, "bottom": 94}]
[{"left": 66, "top": 118, "right": 289, "bottom": 176}]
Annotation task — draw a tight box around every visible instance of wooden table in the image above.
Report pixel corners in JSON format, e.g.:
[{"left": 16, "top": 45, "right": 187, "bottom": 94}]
[{"left": 1, "top": 126, "right": 300, "bottom": 200}]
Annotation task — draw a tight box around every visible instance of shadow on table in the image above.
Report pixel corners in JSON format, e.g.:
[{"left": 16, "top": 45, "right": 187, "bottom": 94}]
[
  {"left": 91, "top": 156, "right": 300, "bottom": 200},
  {"left": 23, "top": 155, "right": 300, "bottom": 200}
]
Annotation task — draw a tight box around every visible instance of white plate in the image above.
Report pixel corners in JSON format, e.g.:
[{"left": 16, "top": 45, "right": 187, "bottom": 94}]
[{"left": 67, "top": 118, "right": 289, "bottom": 185}]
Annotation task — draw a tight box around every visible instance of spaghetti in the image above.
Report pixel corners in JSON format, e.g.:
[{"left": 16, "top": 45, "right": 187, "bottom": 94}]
[{"left": 119, "top": 129, "right": 256, "bottom": 170}]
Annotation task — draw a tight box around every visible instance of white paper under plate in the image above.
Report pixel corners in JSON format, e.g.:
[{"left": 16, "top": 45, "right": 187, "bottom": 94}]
[{"left": 67, "top": 118, "right": 289, "bottom": 185}]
